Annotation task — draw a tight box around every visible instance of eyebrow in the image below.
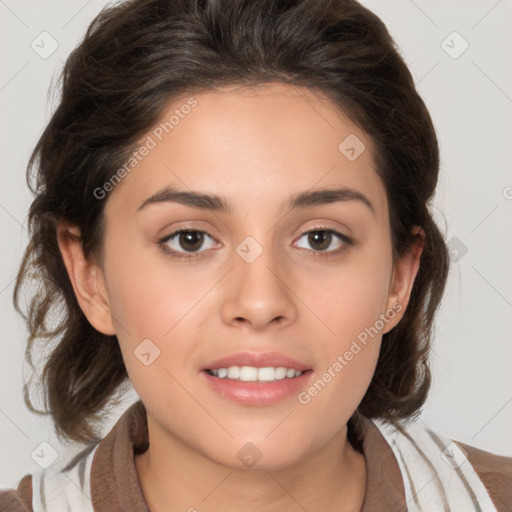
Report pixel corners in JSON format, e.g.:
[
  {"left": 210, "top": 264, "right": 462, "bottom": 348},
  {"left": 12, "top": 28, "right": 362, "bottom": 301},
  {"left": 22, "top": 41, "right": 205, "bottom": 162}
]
[{"left": 137, "top": 185, "right": 375, "bottom": 215}]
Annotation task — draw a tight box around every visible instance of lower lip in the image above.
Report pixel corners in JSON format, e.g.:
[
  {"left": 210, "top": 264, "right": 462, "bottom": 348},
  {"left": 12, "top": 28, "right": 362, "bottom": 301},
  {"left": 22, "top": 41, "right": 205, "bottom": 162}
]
[{"left": 201, "top": 370, "right": 312, "bottom": 406}]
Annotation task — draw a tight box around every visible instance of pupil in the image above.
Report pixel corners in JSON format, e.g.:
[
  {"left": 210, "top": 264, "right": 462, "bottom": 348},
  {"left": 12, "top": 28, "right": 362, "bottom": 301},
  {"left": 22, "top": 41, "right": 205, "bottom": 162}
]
[
  {"left": 180, "top": 231, "right": 203, "bottom": 252},
  {"left": 309, "top": 231, "right": 331, "bottom": 251}
]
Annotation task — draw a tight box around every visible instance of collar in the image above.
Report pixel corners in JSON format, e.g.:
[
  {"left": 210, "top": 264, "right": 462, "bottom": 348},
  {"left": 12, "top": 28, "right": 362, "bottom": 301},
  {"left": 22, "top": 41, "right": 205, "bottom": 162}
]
[{"left": 90, "top": 400, "right": 406, "bottom": 511}]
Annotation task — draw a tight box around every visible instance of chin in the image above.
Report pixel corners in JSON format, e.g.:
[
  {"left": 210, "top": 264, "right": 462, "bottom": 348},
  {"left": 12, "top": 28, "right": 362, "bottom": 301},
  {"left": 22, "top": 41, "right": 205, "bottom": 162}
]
[{"left": 202, "top": 437, "right": 310, "bottom": 472}]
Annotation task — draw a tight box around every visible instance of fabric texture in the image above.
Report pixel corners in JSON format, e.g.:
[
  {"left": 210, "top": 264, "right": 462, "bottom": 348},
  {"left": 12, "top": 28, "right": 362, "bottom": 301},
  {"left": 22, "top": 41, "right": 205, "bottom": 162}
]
[{"left": 1, "top": 400, "right": 511, "bottom": 511}]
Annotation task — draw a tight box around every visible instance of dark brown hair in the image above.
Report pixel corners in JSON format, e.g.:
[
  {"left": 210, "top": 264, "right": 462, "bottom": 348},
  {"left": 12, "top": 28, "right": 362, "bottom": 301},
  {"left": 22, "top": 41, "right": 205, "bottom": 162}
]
[{"left": 15, "top": 0, "right": 449, "bottom": 443}]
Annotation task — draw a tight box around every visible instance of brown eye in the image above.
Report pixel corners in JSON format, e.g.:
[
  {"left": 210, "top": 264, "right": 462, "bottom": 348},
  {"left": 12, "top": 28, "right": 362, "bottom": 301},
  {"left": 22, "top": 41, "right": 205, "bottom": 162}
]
[
  {"left": 307, "top": 231, "right": 332, "bottom": 251},
  {"left": 178, "top": 231, "right": 204, "bottom": 252},
  {"left": 160, "top": 229, "right": 218, "bottom": 256},
  {"left": 295, "top": 229, "right": 352, "bottom": 255}
]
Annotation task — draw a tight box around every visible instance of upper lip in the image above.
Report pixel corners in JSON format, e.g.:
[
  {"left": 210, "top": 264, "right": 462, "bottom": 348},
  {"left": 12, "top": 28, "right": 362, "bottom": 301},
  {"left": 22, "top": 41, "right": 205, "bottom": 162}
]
[{"left": 202, "top": 351, "right": 311, "bottom": 372}]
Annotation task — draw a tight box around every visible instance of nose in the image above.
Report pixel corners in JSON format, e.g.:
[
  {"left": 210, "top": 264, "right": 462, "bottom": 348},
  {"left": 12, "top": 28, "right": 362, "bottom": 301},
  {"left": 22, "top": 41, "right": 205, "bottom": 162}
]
[{"left": 220, "top": 245, "right": 298, "bottom": 331}]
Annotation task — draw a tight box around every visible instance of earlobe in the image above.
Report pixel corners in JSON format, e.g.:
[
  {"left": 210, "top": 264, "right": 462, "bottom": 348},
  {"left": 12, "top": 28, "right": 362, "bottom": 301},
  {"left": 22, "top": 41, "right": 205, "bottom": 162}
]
[
  {"left": 57, "top": 223, "right": 116, "bottom": 335},
  {"left": 383, "top": 226, "right": 425, "bottom": 333}
]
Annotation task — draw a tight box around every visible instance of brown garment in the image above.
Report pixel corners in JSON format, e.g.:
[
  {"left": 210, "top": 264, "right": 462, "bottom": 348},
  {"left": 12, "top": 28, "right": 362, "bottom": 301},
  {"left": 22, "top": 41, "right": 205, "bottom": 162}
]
[{"left": 1, "top": 400, "right": 512, "bottom": 511}]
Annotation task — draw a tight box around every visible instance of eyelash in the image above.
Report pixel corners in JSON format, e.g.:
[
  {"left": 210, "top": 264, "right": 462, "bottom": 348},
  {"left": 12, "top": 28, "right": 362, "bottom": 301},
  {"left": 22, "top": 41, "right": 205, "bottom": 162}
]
[{"left": 158, "top": 227, "right": 353, "bottom": 260}]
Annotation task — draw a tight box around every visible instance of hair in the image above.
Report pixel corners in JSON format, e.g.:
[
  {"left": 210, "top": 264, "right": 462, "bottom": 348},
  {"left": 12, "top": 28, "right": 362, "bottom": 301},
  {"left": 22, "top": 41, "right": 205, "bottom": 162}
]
[{"left": 14, "top": 0, "right": 449, "bottom": 444}]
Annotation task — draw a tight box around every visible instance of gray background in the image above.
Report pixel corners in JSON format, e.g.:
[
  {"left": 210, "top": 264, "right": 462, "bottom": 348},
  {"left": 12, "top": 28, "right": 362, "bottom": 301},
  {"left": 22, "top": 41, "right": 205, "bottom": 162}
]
[{"left": 1, "top": 0, "right": 511, "bottom": 488}]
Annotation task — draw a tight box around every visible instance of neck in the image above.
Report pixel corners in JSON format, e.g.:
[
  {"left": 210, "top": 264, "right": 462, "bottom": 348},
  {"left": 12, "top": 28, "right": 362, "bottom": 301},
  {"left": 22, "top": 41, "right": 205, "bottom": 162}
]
[{"left": 135, "top": 414, "right": 367, "bottom": 512}]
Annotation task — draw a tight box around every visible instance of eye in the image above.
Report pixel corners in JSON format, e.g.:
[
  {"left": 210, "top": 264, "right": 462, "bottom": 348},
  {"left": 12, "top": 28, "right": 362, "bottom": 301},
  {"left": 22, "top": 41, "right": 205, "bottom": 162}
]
[
  {"left": 159, "top": 229, "right": 218, "bottom": 258},
  {"left": 295, "top": 228, "right": 352, "bottom": 256},
  {"left": 158, "top": 227, "right": 352, "bottom": 260}
]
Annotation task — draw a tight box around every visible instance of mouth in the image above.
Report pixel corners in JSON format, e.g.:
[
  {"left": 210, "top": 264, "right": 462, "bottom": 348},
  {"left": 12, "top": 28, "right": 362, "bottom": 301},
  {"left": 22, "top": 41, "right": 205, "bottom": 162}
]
[{"left": 200, "top": 352, "right": 313, "bottom": 405}]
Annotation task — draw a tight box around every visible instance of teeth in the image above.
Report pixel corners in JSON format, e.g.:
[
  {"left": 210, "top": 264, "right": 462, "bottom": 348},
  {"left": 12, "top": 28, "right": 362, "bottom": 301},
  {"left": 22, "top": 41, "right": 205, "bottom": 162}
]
[
  {"left": 240, "top": 366, "right": 258, "bottom": 381},
  {"left": 227, "top": 366, "right": 240, "bottom": 379},
  {"left": 258, "top": 367, "right": 277, "bottom": 381},
  {"left": 208, "top": 366, "right": 304, "bottom": 382},
  {"left": 274, "top": 367, "right": 287, "bottom": 380}
]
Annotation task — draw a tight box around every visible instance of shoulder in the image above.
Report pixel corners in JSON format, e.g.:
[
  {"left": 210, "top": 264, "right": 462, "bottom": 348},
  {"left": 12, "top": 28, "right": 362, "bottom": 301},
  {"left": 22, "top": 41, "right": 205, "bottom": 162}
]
[
  {"left": 1, "top": 442, "right": 100, "bottom": 512},
  {"left": 0, "top": 401, "right": 145, "bottom": 512},
  {"left": 0, "top": 474, "right": 33, "bottom": 512},
  {"left": 456, "top": 439, "right": 512, "bottom": 512},
  {"left": 370, "top": 416, "right": 512, "bottom": 511}
]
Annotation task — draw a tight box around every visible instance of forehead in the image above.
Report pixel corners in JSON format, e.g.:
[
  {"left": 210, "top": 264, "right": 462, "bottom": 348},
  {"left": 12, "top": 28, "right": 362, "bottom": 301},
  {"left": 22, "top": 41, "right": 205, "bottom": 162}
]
[{"left": 105, "top": 82, "right": 388, "bottom": 220}]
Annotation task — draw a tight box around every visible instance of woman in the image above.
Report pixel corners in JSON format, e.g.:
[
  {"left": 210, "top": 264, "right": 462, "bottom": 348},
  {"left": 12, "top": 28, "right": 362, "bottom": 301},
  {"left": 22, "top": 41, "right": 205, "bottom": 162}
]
[{"left": 2, "top": 0, "right": 511, "bottom": 510}]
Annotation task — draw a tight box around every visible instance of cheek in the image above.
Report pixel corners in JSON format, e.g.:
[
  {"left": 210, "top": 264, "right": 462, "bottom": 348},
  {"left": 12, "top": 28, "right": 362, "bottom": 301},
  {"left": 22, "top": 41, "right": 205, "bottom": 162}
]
[
  {"left": 301, "top": 238, "right": 393, "bottom": 344},
  {"left": 102, "top": 243, "right": 217, "bottom": 390},
  {"left": 104, "top": 241, "right": 210, "bottom": 337},
  {"left": 294, "top": 237, "right": 393, "bottom": 403}
]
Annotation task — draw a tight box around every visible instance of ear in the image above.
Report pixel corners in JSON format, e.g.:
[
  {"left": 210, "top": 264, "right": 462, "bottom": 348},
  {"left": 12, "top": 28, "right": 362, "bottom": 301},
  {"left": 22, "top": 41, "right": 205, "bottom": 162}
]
[
  {"left": 383, "top": 226, "right": 424, "bottom": 334},
  {"left": 57, "top": 223, "right": 116, "bottom": 336}
]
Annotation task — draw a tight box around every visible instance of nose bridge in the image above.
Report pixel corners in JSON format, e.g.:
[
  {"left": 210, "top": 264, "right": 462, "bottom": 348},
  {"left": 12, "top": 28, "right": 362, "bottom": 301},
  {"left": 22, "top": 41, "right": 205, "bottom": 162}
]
[{"left": 220, "top": 233, "right": 297, "bottom": 329}]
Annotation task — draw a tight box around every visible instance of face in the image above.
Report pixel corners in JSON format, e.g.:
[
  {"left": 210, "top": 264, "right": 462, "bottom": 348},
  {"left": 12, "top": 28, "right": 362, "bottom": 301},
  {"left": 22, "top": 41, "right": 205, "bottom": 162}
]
[{"left": 63, "top": 82, "right": 418, "bottom": 470}]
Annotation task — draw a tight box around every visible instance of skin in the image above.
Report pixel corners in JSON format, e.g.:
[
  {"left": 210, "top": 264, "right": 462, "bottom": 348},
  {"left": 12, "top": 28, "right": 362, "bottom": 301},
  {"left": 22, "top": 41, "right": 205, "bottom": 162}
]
[{"left": 58, "top": 82, "right": 423, "bottom": 512}]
